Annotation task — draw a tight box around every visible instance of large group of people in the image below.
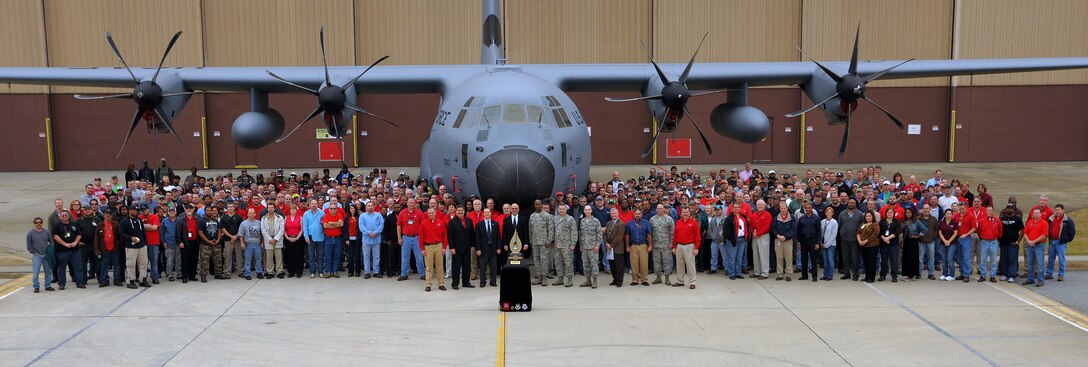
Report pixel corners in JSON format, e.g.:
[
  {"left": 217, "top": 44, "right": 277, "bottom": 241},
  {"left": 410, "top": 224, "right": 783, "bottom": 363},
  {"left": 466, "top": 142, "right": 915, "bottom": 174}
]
[{"left": 26, "top": 159, "right": 1076, "bottom": 295}]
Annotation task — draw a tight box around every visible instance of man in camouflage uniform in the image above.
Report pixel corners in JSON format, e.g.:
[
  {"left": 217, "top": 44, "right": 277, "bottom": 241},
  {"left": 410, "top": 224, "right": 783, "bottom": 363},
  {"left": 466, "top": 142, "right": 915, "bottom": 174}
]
[
  {"left": 529, "top": 201, "right": 555, "bottom": 286},
  {"left": 197, "top": 206, "right": 227, "bottom": 282},
  {"left": 552, "top": 204, "right": 578, "bottom": 287},
  {"left": 579, "top": 205, "right": 603, "bottom": 288},
  {"left": 650, "top": 203, "right": 676, "bottom": 285}
]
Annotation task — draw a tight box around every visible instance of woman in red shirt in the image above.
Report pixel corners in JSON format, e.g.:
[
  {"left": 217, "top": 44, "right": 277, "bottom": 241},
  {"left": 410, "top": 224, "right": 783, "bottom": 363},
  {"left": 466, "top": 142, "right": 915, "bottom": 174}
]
[
  {"left": 346, "top": 204, "right": 362, "bottom": 277},
  {"left": 937, "top": 209, "right": 959, "bottom": 281},
  {"left": 283, "top": 205, "right": 304, "bottom": 278}
]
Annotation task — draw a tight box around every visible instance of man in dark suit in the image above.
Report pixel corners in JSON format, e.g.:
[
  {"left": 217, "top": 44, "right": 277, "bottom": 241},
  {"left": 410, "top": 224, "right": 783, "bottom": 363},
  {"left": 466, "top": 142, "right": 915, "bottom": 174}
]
[
  {"left": 501, "top": 203, "right": 530, "bottom": 269},
  {"left": 447, "top": 206, "right": 474, "bottom": 289},
  {"left": 476, "top": 207, "right": 501, "bottom": 287}
]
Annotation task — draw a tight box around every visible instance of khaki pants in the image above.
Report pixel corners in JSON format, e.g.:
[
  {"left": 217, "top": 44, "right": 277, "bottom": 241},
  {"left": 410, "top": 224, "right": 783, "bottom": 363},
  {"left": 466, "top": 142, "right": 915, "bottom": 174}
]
[
  {"left": 675, "top": 244, "right": 697, "bottom": 285},
  {"left": 223, "top": 238, "right": 243, "bottom": 274},
  {"left": 775, "top": 238, "right": 794, "bottom": 278},
  {"left": 264, "top": 248, "right": 284, "bottom": 274},
  {"left": 125, "top": 247, "right": 148, "bottom": 282},
  {"left": 752, "top": 234, "right": 770, "bottom": 277},
  {"left": 630, "top": 244, "right": 648, "bottom": 282},
  {"left": 424, "top": 243, "right": 445, "bottom": 287},
  {"left": 470, "top": 251, "right": 479, "bottom": 279}
]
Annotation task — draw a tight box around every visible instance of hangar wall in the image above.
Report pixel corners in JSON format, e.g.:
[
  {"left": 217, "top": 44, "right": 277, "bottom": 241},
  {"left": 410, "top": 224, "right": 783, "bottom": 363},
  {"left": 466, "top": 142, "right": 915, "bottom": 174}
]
[{"left": 0, "top": 0, "right": 1086, "bottom": 171}]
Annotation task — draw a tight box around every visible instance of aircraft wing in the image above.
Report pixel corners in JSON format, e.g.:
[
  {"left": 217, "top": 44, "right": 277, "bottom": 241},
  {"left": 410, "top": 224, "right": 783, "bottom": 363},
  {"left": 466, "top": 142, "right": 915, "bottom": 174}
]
[
  {"left": 524, "top": 57, "right": 1088, "bottom": 92},
  {"left": 0, "top": 65, "right": 484, "bottom": 94}
]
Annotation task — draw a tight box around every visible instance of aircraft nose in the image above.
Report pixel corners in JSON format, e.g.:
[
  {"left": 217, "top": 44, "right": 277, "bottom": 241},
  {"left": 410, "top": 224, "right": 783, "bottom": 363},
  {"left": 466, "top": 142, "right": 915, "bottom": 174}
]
[{"left": 476, "top": 148, "right": 555, "bottom": 206}]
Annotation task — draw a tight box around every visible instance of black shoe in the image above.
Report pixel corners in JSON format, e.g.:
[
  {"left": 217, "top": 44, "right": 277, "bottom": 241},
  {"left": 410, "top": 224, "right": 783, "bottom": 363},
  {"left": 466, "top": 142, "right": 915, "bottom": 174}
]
[
  {"left": 201, "top": 276, "right": 208, "bottom": 283},
  {"left": 182, "top": 278, "right": 188, "bottom": 284},
  {"left": 812, "top": 277, "right": 818, "bottom": 282},
  {"left": 77, "top": 284, "right": 86, "bottom": 289},
  {"left": 397, "top": 276, "right": 408, "bottom": 281},
  {"left": 642, "top": 282, "right": 650, "bottom": 286},
  {"left": 463, "top": 283, "right": 475, "bottom": 288},
  {"left": 126, "top": 282, "right": 138, "bottom": 289},
  {"left": 707, "top": 270, "right": 717, "bottom": 275},
  {"left": 729, "top": 276, "right": 736, "bottom": 280},
  {"left": 277, "top": 273, "right": 285, "bottom": 279},
  {"left": 963, "top": 277, "right": 970, "bottom": 283},
  {"left": 480, "top": 283, "right": 487, "bottom": 288},
  {"left": 44, "top": 287, "right": 55, "bottom": 291},
  {"left": 878, "top": 276, "right": 885, "bottom": 282},
  {"left": 489, "top": 282, "right": 497, "bottom": 287},
  {"left": 99, "top": 283, "right": 109, "bottom": 288},
  {"left": 152, "top": 279, "right": 159, "bottom": 284},
  {"left": 852, "top": 276, "right": 859, "bottom": 281},
  {"left": 245, "top": 275, "right": 252, "bottom": 280},
  {"left": 840, "top": 275, "right": 851, "bottom": 280},
  {"left": 140, "top": 280, "right": 151, "bottom": 287},
  {"left": 954, "top": 275, "right": 964, "bottom": 280},
  {"left": 33, "top": 288, "right": 40, "bottom": 293},
  {"left": 363, "top": 274, "right": 371, "bottom": 279},
  {"left": 452, "top": 285, "right": 459, "bottom": 290},
  {"left": 892, "top": 278, "right": 898, "bottom": 283},
  {"left": 114, "top": 282, "right": 123, "bottom": 287},
  {"left": 374, "top": 274, "right": 383, "bottom": 279},
  {"left": 799, "top": 276, "right": 809, "bottom": 281},
  {"left": 630, "top": 282, "right": 638, "bottom": 286}
]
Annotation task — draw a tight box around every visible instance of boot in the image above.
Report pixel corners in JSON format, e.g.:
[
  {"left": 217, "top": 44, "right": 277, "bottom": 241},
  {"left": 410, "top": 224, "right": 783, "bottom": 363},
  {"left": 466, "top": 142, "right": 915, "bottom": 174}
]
[
  {"left": 541, "top": 276, "right": 548, "bottom": 287},
  {"left": 531, "top": 276, "right": 542, "bottom": 285},
  {"left": 591, "top": 276, "right": 598, "bottom": 289},
  {"left": 652, "top": 275, "right": 662, "bottom": 284},
  {"left": 551, "top": 277, "right": 564, "bottom": 286},
  {"left": 565, "top": 276, "right": 574, "bottom": 287},
  {"left": 580, "top": 277, "right": 592, "bottom": 287},
  {"left": 664, "top": 275, "right": 672, "bottom": 285}
]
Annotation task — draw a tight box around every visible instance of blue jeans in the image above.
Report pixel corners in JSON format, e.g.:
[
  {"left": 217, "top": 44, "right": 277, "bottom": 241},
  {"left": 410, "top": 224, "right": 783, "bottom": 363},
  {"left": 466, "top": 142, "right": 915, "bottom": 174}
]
[
  {"left": 979, "top": 240, "right": 999, "bottom": 278},
  {"left": 55, "top": 250, "right": 85, "bottom": 286},
  {"left": 98, "top": 252, "right": 123, "bottom": 284},
  {"left": 821, "top": 246, "right": 836, "bottom": 279},
  {"left": 363, "top": 242, "right": 381, "bottom": 274},
  {"left": 1046, "top": 240, "right": 1067, "bottom": 277},
  {"left": 737, "top": 239, "right": 749, "bottom": 269},
  {"left": 723, "top": 240, "right": 743, "bottom": 277},
  {"left": 243, "top": 244, "right": 262, "bottom": 277},
  {"left": 1025, "top": 244, "right": 1045, "bottom": 283},
  {"left": 709, "top": 241, "right": 725, "bottom": 270},
  {"left": 401, "top": 236, "right": 424, "bottom": 277},
  {"left": 308, "top": 239, "right": 324, "bottom": 275},
  {"left": 957, "top": 237, "right": 973, "bottom": 277},
  {"left": 147, "top": 246, "right": 161, "bottom": 281},
  {"left": 31, "top": 253, "right": 53, "bottom": 289},
  {"left": 999, "top": 243, "right": 1019, "bottom": 279},
  {"left": 324, "top": 237, "right": 343, "bottom": 274},
  {"left": 939, "top": 243, "right": 958, "bottom": 278},
  {"left": 599, "top": 237, "right": 610, "bottom": 271},
  {"left": 919, "top": 240, "right": 936, "bottom": 276}
]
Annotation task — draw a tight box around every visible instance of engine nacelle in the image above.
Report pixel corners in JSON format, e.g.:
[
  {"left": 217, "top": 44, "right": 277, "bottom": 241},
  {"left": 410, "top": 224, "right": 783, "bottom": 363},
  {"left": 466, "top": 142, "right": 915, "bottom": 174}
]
[
  {"left": 709, "top": 104, "right": 770, "bottom": 144},
  {"left": 151, "top": 72, "right": 191, "bottom": 132},
  {"left": 232, "top": 109, "right": 285, "bottom": 150}
]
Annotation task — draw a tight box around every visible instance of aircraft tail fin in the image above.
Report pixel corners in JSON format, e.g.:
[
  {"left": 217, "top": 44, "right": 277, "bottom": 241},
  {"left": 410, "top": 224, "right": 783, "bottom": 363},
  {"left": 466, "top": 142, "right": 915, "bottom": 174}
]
[{"left": 481, "top": 0, "right": 505, "bottom": 64}]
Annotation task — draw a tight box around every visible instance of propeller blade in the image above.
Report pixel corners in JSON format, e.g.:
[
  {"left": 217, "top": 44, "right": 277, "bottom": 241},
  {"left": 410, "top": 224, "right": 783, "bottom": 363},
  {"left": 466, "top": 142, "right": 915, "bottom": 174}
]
[
  {"left": 340, "top": 55, "right": 389, "bottom": 90},
  {"left": 786, "top": 93, "right": 840, "bottom": 118},
  {"left": 604, "top": 95, "right": 663, "bottom": 103},
  {"left": 849, "top": 24, "right": 860, "bottom": 75},
  {"left": 155, "top": 106, "right": 188, "bottom": 151},
  {"left": 679, "top": 32, "right": 709, "bottom": 84},
  {"left": 266, "top": 70, "right": 319, "bottom": 94},
  {"left": 331, "top": 114, "right": 347, "bottom": 166},
  {"left": 276, "top": 106, "right": 324, "bottom": 143},
  {"left": 838, "top": 120, "right": 850, "bottom": 156},
  {"left": 75, "top": 93, "right": 132, "bottom": 100},
  {"left": 862, "top": 96, "right": 905, "bottom": 129},
  {"left": 683, "top": 107, "right": 713, "bottom": 155},
  {"left": 116, "top": 109, "right": 145, "bottom": 158},
  {"left": 162, "top": 90, "right": 222, "bottom": 98},
  {"left": 796, "top": 46, "right": 843, "bottom": 83},
  {"left": 345, "top": 105, "right": 398, "bottom": 128},
  {"left": 105, "top": 31, "right": 139, "bottom": 84},
  {"left": 638, "top": 39, "right": 670, "bottom": 85},
  {"left": 861, "top": 59, "right": 915, "bottom": 83},
  {"left": 319, "top": 27, "right": 331, "bottom": 86},
  {"left": 152, "top": 31, "right": 183, "bottom": 83},
  {"left": 640, "top": 110, "right": 667, "bottom": 159},
  {"left": 689, "top": 89, "right": 733, "bottom": 98}
]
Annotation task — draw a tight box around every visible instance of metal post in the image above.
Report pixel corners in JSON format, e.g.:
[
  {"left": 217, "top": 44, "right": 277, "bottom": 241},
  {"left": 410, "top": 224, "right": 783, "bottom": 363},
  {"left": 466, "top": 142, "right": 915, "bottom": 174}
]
[
  {"left": 201, "top": 117, "right": 209, "bottom": 169},
  {"left": 352, "top": 114, "right": 359, "bottom": 167},
  {"left": 45, "top": 117, "right": 55, "bottom": 171},
  {"left": 799, "top": 113, "right": 806, "bottom": 164}
]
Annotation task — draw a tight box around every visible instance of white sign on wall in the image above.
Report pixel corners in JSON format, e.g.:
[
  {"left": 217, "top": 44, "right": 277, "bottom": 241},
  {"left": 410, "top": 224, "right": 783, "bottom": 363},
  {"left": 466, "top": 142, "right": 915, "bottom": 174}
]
[{"left": 907, "top": 124, "right": 921, "bottom": 135}]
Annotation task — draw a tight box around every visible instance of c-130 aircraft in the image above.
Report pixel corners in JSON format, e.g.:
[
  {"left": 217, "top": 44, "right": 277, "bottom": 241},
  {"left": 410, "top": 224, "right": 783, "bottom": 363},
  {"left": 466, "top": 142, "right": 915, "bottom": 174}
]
[{"left": 2, "top": 0, "right": 1088, "bottom": 207}]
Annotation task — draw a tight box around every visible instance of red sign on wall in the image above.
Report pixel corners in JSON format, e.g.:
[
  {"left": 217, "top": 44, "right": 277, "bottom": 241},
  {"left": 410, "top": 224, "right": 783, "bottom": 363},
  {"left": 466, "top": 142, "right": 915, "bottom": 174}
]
[
  {"left": 666, "top": 139, "right": 692, "bottom": 159},
  {"left": 319, "top": 141, "right": 343, "bottom": 162}
]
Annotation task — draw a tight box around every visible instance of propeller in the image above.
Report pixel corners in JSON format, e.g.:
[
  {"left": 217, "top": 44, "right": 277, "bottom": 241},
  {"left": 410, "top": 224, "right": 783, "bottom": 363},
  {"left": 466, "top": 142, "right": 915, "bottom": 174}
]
[
  {"left": 606, "top": 33, "right": 729, "bottom": 158},
  {"left": 73, "top": 31, "right": 195, "bottom": 158},
  {"left": 787, "top": 25, "right": 913, "bottom": 155},
  {"left": 268, "top": 27, "right": 396, "bottom": 165}
]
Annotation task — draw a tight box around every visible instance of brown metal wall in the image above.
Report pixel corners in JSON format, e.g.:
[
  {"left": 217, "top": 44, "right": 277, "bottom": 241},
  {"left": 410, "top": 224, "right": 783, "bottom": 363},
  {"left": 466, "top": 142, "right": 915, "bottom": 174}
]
[
  {"left": 0, "top": 94, "right": 50, "bottom": 171},
  {"left": 952, "top": 85, "right": 1088, "bottom": 161},
  {"left": 0, "top": 0, "right": 46, "bottom": 93}
]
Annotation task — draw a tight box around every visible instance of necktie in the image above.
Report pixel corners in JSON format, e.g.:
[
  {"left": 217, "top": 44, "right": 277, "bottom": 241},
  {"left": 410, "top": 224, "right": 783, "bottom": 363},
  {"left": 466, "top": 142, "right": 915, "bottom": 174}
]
[{"left": 513, "top": 217, "right": 517, "bottom": 227}]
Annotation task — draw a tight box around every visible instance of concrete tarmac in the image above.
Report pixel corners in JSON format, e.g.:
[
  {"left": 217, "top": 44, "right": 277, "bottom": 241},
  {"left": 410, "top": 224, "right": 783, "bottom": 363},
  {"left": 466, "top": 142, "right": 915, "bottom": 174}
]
[{"left": 0, "top": 273, "right": 1086, "bottom": 366}]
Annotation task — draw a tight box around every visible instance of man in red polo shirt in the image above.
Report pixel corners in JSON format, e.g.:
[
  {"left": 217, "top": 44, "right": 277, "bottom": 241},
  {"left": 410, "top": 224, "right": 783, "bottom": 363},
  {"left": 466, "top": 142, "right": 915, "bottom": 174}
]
[
  {"left": 1023, "top": 209, "right": 1049, "bottom": 287},
  {"left": 140, "top": 206, "right": 162, "bottom": 284},
  {"left": 321, "top": 198, "right": 345, "bottom": 278},
  {"left": 397, "top": 198, "right": 425, "bottom": 281},
  {"left": 672, "top": 207, "right": 700, "bottom": 289},
  {"left": 1030, "top": 194, "right": 1053, "bottom": 222},
  {"left": 964, "top": 198, "right": 985, "bottom": 277},
  {"left": 749, "top": 200, "right": 773, "bottom": 279},
  {"left": 420, "top": 208, "right": 447, "bottom": 292},
  {"left": 976, "top": 206, "right": 1003, "bottom": 282},
  {"left": 955, "top": 204, "right": 977, "bottom": 282}
]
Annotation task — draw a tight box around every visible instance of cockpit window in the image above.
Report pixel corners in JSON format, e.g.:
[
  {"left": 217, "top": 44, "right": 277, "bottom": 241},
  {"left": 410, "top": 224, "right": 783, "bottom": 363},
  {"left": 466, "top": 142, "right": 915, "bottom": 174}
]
[{"left": 451, "top": 98, "right": 566, "bottom": 128}]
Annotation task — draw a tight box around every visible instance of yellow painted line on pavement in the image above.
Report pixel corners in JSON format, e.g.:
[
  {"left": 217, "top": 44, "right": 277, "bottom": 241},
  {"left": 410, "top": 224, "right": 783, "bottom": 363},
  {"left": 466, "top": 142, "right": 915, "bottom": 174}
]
[
  {"left": 991, "top": 282, "right": 1088, "bottom": 333},
  {"left": 0, "top": 275, "right": 32, "bottom": 300},
  {"left": 496, "top": 312, "right": 507, "bottom": 367}
]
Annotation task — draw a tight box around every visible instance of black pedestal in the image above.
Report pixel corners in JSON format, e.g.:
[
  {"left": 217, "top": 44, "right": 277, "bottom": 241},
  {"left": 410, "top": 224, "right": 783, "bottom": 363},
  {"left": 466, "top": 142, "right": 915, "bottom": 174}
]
[{"left": 499, "top": 263, "right": 532, "bottom": 312}]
